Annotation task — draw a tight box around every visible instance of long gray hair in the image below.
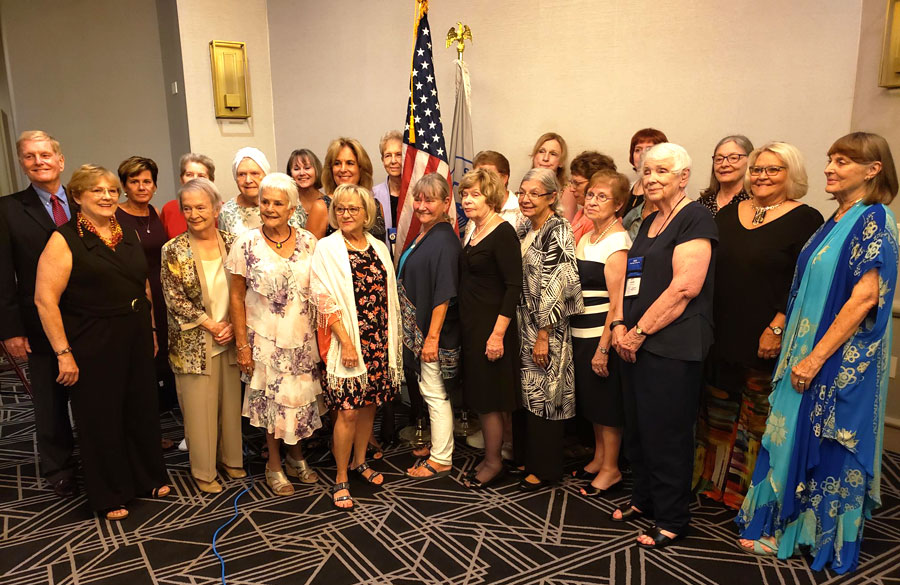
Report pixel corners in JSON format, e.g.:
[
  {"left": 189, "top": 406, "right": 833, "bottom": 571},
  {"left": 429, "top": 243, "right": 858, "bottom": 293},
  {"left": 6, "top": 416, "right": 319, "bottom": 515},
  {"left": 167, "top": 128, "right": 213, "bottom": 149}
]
[{"left": 700, "top": 135, "right": 753, "bottom": 198}]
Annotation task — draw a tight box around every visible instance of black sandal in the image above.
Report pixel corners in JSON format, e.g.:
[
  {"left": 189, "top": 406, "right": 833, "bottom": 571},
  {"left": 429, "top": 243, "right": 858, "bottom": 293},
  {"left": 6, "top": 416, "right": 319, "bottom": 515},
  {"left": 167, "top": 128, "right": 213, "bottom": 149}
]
[
  {"left": 610, "top": 505, "right": 645, "bottom": 523},
  {"left": 331, "top": 482, "right": 354, "bottom": 511},
  {"left": 352, "top": 462, "right": 384, "bottom": 485},
  {"left": 636, "top": 525, "right": 687, "bottom": 549},
  {"left": 464, "top": 468, "right": 506, "bottom": 490}
]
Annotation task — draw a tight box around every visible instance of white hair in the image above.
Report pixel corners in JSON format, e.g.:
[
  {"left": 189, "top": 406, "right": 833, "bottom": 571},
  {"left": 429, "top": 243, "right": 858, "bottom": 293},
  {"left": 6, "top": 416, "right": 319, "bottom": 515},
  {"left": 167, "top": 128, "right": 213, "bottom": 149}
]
[
  {"left": 259, "top": 172, "right": 300, "bottom": 208},
  {"left": 176, "top": 178, "right": 223, "bottom": 210},
  {"left": 231, "top": 147, "right": 271, "bottom": 181},
  {"left": 644, "top": 143, "right": 692, "bottom": 175}
]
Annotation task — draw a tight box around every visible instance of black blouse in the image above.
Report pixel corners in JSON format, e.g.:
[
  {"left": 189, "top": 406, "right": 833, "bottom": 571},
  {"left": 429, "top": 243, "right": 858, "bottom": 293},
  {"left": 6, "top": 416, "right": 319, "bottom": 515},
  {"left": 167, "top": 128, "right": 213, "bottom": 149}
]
[
  {"left": 710, "top": 202, "right": 823, "bottom": 369},
  {"left": 624, "top": 202, "right": 718, "bottom": 362}
]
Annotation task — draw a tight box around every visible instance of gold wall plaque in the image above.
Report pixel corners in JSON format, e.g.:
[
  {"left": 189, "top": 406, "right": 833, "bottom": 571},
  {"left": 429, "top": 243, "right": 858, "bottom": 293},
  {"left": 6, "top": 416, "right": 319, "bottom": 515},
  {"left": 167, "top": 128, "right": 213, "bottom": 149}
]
[
  {"left": 209, "top": 40, "right": 251, "bottom": 119},
  {"left": 880, "top": 1, "right": 900, "bottom": 88}
]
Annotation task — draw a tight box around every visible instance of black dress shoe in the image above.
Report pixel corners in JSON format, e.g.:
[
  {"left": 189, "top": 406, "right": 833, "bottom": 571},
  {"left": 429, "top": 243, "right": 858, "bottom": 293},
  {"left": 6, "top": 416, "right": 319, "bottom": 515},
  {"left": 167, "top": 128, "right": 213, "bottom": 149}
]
[
  {"left": 636, "top": 525, "right": 687, "bottom": 549},
  {"left": 52, "top": 477, "right": 78, "bottom": 498}
]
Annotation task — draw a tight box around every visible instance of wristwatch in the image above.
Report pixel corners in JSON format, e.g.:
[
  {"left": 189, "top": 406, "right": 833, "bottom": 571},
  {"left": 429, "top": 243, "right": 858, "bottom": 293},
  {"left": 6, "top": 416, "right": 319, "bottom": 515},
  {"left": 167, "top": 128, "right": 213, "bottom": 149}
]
[
  {"left": 598, "top": 346, "right": 609, "bottom": 354},
  {"left": 635, "top": 325, "right": 647, "bottom": 336},
  {"left": 769, "top": 325, "right": 784, "bottom": 335}
]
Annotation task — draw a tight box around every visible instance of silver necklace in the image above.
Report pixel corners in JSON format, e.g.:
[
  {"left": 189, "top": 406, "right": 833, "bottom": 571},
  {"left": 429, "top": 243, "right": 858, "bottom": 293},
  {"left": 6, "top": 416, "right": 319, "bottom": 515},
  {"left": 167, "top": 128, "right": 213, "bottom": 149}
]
[
  {"left": 343, "top": 235, "right": 369, "bottom": 252},
  {"left": 751, "top": 200, "right": 785, "bottom": 225}
]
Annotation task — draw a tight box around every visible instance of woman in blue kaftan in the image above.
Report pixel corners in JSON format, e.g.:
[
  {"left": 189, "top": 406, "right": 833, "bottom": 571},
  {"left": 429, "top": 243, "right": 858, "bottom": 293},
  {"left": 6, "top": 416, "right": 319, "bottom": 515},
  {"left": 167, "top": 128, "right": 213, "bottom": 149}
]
[{"left": 736, "top": 133, "right": 899, "bottom": 574}]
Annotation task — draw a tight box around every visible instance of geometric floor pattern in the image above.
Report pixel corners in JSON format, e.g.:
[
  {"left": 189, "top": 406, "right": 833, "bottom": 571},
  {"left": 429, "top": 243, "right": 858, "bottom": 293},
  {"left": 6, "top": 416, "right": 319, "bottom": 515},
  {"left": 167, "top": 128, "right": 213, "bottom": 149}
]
[{"left": 2, "top": 366, "right": 900, "bottom": 584}]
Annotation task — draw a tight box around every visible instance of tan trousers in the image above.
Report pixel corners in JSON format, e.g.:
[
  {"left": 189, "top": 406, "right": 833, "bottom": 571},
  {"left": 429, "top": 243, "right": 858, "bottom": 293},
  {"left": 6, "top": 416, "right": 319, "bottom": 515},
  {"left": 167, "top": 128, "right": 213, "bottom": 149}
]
[{"left": 175, "top": 352, "right": 243, "bottom": 482}]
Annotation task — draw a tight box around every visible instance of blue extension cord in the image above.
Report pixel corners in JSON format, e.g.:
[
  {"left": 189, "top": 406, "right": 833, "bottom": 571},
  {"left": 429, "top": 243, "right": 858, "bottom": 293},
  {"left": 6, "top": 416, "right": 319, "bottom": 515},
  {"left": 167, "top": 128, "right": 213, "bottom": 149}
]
[{"left": 211, "top": 474, "right": 254, "bottom": 585}]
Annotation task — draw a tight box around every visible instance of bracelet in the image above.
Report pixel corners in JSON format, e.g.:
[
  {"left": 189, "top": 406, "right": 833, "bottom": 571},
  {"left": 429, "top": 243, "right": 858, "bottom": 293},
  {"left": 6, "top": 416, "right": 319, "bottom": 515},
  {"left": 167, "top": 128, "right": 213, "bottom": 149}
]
[
  {"left": 55, "top": 346, "right": 73, "bottom": 356},
  {"left": 609, "top": 320, "right": 626, "bottom": 330},
  {"left": 237, "top": 343, "right": 250, "bottom": 351}
]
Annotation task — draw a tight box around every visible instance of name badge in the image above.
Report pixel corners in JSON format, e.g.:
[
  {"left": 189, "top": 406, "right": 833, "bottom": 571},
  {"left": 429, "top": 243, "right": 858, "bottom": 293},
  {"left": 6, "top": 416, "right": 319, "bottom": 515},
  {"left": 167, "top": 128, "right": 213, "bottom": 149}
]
[{"left": 624, "top": 256, "right": 643, "bottom": 297}]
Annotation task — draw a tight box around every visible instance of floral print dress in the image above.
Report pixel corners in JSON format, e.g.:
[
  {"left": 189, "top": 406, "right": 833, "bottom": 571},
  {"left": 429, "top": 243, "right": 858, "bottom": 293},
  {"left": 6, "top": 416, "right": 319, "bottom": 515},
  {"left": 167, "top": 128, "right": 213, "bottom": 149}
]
[
  {"left": 225, "top": 229, "right": 322, "bottom": 444},
  {"left": 323, "top": 246, "right": 398, "bottom": 409}
]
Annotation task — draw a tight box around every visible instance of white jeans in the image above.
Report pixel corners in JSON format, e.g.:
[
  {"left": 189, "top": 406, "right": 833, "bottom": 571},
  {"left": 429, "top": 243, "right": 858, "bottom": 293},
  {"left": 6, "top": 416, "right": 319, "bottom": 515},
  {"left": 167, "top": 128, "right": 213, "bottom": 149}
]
[{"left": 419, "top": 360, "right": 453, "bottom": 466}]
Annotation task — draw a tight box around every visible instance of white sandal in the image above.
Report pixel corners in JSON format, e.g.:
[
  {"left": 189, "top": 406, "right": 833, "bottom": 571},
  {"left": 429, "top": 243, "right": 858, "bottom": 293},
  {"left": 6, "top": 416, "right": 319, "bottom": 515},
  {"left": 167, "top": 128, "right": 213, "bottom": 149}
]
[
  {"left": 265, "top": 468, "right": 295, "bottom": 496},
  {"left": 284, "top": 455, "right": 319, "bottom": 484}
]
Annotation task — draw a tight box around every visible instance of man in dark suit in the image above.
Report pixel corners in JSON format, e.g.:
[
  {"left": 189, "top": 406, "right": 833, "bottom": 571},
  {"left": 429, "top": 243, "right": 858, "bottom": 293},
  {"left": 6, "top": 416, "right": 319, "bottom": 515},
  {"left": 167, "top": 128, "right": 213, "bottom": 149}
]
[{"left": 0, "top": 130, "right": 77, "bottom": 498}]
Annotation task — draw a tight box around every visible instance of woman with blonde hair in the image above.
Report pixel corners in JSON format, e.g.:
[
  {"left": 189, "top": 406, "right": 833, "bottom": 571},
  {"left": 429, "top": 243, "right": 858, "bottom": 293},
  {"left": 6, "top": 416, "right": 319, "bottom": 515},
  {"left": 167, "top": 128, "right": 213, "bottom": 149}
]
[
  {"left": 35, "top": 164, "right": 170, "bottom": 520},
  {"left": 322, "top": 137, "right": 387, "bottom": 243},
  {"left": 694, "top": 142, "right": 822, "bottom": 509},
  {"left": 311, "top": 184, "right": 401, "bottom": 509},
  {"left": 738, "top": 133, "right": 898, "bottom": 573}
]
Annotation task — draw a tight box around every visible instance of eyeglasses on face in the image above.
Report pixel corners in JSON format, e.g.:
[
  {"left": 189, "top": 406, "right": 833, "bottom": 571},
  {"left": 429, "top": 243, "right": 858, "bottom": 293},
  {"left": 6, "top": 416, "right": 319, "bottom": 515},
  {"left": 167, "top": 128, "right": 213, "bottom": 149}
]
[
  {"left": 515, "top": 190, "right": 554, "bottom": 200},
  {"left": 88, "top": 187, "right": 120, "bottom": 196},
  {"left": 584, "top": 192, "right": 612, "bottom": 202},
  {"left": 334, "top": 205, "right": 363, "bottom": 216},
  {"left": 713, "top": 153, "right": 748, "bottom": 165},
  {"left": 567, "top": 178, "right": 588, "bottom": 188},
  {"left": 748, "top": 165, "right": 786, "bottom": 177}
]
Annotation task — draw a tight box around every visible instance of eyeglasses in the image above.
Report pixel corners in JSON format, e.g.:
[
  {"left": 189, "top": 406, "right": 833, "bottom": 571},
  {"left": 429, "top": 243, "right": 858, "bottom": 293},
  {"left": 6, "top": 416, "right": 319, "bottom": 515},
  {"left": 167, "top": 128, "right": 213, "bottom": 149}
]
[
  {"left": 584, "top": 192, "right": 612, "bottom": 202},
  {"left": 515, "top": 191, "right": 554, "bottom": 200},
  {"left": 334, "top": 205, "right": 363, "bottom": 216},
  {"left": 749, "top": 166, "right": 786, "bottom": 177},
  {"left": 567, "top": 178, "right": 588, "bottom": 188},
  {"left": 88, "top": 187, "right": 120, "bottom": 196},
  {"left": 713, "top": 153, "right": 748, "bottom": 165}
]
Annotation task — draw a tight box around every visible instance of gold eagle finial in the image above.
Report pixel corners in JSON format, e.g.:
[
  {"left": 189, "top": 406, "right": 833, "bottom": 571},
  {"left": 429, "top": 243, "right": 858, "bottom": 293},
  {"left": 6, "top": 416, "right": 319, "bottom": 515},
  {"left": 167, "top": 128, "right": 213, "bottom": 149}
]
[{"left": 446, "top": 22, "right": 473, "bottom": 60}]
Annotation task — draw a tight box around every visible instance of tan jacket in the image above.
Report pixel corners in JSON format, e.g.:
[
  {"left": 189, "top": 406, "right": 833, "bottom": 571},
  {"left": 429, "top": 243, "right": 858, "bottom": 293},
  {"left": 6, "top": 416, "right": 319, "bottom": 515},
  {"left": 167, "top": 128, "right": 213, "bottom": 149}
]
[{"left": 161, "top": 230, "right": 237, "bottom": 375}]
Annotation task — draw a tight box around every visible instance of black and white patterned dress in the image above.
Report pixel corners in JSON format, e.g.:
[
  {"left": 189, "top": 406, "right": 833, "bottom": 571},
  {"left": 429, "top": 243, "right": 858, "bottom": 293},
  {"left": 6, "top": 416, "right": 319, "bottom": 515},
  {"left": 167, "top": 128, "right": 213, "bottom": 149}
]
[{"left": 517, "top": 215, "right": 584, "bottom": 420}]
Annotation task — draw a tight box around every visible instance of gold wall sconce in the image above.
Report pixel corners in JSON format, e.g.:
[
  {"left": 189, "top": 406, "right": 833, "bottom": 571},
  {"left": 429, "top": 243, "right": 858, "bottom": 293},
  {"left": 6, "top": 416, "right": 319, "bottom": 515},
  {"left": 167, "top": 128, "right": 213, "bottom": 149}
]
[
  {"left": 880, "top": 0, "right": 900, "bottom": 88},
  {"left": 209, "top": 40, "right": 251, "bottom": 118}
]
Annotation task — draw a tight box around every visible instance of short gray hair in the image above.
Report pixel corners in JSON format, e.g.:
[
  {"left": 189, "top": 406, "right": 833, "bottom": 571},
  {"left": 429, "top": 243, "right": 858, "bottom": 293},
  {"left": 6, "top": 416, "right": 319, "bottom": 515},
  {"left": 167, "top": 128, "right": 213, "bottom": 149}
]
[
  {"left": 179, "top": 153, "right": 216, "bottom": 181},
  {"left": 177, "top": 178, "right": 223, "bottom": 211},
  {"left": 259, "top": 172, "right": 300, "bottom": 208},
  {"left": 379, "top": 130, "right": 403, "bottom": 156},
  {"left": 411, "top": 173, "right": 450, "bottom": 201},
  {"left": 519, "top": 167, "right": 561, "bottom": 211},
  {"left": 329, "top": 184, "right": 376, "bottom": 231},
  {"left": 644, "top": 143, "right": 692, "bottom": 176}
]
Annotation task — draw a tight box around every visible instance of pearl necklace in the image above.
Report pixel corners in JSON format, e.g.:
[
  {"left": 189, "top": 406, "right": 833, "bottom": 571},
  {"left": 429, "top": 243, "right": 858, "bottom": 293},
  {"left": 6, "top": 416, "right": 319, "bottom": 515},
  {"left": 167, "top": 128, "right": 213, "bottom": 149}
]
[
  {"left": 343, "top": 235, "right": 369, "bottom": 252},
  {"left": 588, "top": 218, "right": 617, "bottom": 245},
  {"left": 471, "top": 212, "right": 498, "bottom": 241}
]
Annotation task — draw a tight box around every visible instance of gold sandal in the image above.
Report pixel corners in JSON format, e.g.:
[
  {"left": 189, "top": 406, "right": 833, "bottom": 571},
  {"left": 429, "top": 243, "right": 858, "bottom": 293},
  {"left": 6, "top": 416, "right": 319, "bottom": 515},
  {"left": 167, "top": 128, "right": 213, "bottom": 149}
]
[
  {"left": 265, "top": 468, "right": 294, "bottom": 496},
  {"left": 284, "top": 455, "right": 319, "bottom": 484}
]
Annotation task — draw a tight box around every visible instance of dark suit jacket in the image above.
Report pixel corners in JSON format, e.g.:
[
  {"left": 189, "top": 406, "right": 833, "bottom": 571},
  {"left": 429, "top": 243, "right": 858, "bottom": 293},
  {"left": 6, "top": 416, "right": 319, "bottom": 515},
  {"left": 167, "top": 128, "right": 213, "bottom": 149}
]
[{"left": 0, "top": 185, "right": 73, "bottom": 354}]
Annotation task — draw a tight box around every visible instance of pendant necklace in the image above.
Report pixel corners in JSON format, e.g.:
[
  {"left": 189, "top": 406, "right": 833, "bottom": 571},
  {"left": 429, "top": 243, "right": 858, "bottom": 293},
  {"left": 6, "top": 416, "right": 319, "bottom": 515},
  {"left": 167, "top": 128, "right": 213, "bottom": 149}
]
[
  {"left": 589, "top": 218, "right": 617, "bottom": 245},
  {"left": 751, "top": 200, "right": 785, "bottom": 225},
  {"left": 262, "top": 226, "right": 292, "bottom": 249}
]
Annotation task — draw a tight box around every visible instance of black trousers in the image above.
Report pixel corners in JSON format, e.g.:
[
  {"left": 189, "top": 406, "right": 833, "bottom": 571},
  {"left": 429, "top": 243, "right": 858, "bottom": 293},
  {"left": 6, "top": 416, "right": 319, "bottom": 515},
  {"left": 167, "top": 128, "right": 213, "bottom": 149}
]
[
  {"left": 28, "top": 352, "right": 76, "bottom": 484},
  {"left": 67, "top": 311, "right": 168, "bottom": 512},
  {"left": 512, "top": 408, "right": 565, "bottom": 481},
  {"left": 622, "top": 350, "right": 701, "bottom": 533}
]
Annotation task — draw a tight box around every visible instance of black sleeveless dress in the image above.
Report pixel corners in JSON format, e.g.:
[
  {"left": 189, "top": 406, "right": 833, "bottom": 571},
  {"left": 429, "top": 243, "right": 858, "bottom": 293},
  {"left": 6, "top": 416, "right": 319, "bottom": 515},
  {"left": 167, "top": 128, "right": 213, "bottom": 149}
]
[{"left": 58, "top": 218, "right": 167, "bottom": 512}]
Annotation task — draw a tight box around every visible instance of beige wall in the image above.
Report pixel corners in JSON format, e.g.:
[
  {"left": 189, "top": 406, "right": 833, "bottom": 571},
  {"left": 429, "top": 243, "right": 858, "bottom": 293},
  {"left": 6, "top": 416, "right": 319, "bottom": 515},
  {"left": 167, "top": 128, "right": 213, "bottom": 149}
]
[
  {"left": 852, "top": 0, "right": 900, "bottom": 449},
  {"left": 0, "top": 0, "right": 176, "bottom": 197},
  {"left": 176, "top": 0, "right": 277, "bottom": 199},
  {"left": 268, "top": 0, "right": 861, "bottom": 214}
]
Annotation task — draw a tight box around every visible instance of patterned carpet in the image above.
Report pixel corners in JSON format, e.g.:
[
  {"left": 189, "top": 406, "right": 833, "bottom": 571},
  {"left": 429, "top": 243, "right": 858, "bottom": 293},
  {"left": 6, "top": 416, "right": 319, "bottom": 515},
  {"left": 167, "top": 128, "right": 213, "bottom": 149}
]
[{"left": 1, "top": 366, "right": 899, "bottom": 585}]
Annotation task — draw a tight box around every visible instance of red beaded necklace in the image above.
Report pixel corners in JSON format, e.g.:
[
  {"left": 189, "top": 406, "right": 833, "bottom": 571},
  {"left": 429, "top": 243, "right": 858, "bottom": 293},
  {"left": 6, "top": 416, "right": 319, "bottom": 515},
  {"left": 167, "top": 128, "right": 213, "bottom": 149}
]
[{"left": 76, "top": 212, "right": 123, "bottom": 250}]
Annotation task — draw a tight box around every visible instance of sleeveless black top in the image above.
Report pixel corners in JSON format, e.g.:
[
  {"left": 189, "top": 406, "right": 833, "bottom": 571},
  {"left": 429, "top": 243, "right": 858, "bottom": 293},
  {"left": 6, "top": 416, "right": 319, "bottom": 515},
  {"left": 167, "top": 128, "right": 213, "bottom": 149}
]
[{"left": 58, "top": 218, "right": 149, "bottom": 318}]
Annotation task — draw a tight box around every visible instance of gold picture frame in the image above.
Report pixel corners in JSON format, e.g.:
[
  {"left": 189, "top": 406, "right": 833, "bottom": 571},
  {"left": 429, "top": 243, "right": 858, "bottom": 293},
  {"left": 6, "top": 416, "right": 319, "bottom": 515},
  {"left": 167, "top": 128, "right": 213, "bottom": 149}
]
[
  {"left": 209, "top": 40, "right": 251, "bottom": 119},
  {"left": 880, "top": 0, "right": 900, "bottom": 88}
]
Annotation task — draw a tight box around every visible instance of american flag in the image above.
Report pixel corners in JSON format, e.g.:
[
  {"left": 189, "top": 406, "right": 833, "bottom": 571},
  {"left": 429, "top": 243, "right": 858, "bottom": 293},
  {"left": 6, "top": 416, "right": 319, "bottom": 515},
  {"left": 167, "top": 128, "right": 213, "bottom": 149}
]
[{"left": 395, "top": 6, "right": 454, "bottom": 260}]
